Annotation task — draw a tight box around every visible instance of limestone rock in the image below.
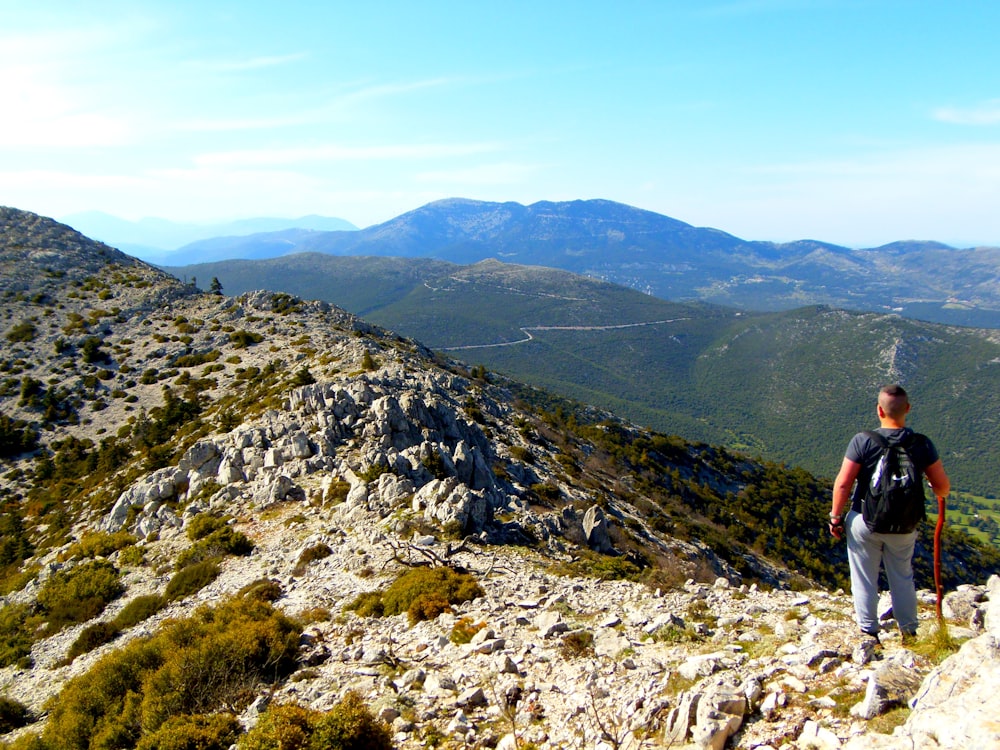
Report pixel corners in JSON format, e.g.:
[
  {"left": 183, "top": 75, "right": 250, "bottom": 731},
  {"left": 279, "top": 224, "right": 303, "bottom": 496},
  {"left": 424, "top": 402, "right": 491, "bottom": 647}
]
[{"left": 583, "top": 505, "right": 614, "bottom": 554}]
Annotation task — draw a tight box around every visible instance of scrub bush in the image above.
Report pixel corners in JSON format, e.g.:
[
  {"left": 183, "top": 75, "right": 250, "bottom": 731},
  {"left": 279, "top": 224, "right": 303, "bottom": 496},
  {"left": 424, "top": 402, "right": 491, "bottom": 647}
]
[
  {"left": 35, "top": 560, "right": 123, "bottom": 634},
  {"left": 175, "top": 526, "right": 253, "bottom": 570},
  {"left": 0, "top": 695, "right": 32, "bottom": 733},
  {"left": 134, "top": 712, "right": 241, "bottom": 750},
  {"left": 41, "top": 597, "right": 300, "bottom": 750},
  {"left": 165, "top": 560, "right": 220, "bottom": 601},
  {"left": 186, "top": 513, "right": 228, "bottom": 541},
  {"left": 63, "top": 531, "right": 137, "bottom": 560},
  {"left": 238, "top": 691, "right": 391, "bottom": 750},
  {"left": 113, "top": 593, "right": 166, "bottom": 628},
  {"left": 66, "top": 620, "right": 120, "bottom": 661},
  {"left": 347, "top": 567, "right": 483, "bottom": 625}
]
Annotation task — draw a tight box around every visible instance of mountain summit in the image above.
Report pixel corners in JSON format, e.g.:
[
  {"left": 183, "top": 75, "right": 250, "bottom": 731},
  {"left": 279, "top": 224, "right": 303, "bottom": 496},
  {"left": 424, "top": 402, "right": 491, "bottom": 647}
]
[{"left": 1, "top": 207, "right": 998, "bottom": 750}]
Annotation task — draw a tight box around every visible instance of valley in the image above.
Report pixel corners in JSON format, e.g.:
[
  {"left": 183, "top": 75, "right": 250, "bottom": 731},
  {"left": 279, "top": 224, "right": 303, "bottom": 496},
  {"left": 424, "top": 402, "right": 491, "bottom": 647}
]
[{"left": 168, "top": 253, "right": 1000, "bottom": 505}]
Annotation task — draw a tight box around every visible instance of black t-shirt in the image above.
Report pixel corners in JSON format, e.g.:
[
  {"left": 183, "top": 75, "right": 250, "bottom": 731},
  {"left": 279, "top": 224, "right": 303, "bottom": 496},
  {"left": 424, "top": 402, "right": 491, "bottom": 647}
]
[{"left": 845, "top": 427, "right": 940, "bottom": 512}]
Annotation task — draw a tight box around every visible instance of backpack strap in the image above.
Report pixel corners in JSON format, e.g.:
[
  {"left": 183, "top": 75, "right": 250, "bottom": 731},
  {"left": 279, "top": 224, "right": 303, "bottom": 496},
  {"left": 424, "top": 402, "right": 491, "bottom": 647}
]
[{"left": 862, "top": 430, "right": 888, "bottom": 449}]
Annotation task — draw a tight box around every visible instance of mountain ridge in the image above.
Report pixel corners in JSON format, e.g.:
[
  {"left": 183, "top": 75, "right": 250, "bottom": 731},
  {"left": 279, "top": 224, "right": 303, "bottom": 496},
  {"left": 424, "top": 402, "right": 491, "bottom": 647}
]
[
  {"left": 157, "top": 197, "right": 1000, "bottom": 328},
  {"left": 58, "top": 210, "right": 358, "bottom": 264}
]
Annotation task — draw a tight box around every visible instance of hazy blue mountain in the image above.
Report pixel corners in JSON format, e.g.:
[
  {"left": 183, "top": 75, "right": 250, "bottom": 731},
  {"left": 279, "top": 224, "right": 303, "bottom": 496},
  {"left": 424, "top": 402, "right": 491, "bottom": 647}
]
[
  {"left": 169, "top": 198, "right": 1000, "bottom": 327},
  {"left": 58, "top": 210, "right": 357, "bottom": 263}
]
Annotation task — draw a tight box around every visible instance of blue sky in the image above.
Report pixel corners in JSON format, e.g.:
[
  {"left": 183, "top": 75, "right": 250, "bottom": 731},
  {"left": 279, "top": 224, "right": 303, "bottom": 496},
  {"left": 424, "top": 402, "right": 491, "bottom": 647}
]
[{"left": 2, "top": 0, "right": 999, "bottom": 247}]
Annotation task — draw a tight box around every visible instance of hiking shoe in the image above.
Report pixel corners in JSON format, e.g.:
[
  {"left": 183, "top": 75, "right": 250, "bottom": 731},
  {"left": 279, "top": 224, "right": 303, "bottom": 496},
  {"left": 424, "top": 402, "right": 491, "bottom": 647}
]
[{"left": 900, "top": 631, "right": 918, "bottom": 647}]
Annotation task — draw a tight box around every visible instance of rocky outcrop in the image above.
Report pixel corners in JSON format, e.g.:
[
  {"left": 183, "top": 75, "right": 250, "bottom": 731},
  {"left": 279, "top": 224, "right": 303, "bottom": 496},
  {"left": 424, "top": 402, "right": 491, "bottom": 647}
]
[{"left": 882, "top": 574, "right": 1000, "bottom": 749}]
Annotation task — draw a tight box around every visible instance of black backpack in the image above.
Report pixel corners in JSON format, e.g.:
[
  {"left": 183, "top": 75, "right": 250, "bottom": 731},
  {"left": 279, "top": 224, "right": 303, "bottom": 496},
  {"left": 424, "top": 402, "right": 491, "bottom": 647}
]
[{"left": 861, "top": 430, "right": 927, "bottom": 533}]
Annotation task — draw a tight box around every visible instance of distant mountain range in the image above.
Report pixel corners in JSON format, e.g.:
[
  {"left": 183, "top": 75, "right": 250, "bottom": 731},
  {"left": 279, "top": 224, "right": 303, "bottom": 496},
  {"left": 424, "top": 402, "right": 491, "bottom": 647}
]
[
  {"left": 159, "top": 198, "right": 1000, "bottom": 327},
  {"left": 59, "top": 210, "right": 357, "bottom": 264}
]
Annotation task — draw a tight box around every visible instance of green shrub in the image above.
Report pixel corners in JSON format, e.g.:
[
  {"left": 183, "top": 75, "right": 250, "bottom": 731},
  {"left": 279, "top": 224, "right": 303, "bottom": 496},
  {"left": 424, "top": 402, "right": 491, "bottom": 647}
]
[
  {"left": 0, "top": 695, "right": 32, "bottom": 734},
  {"left": 0, "top": 412, "right": 39, "bottom": 458},
  {"left": 35, "top": 560, "right": 124, "bottom": 633},
  {"left": 229, "top": 330, "right": 264, "bottom": 349},
  {"left": 138, "top": 602, "right": 301, "bottom": 731},
  {"left": 63, "top": 530, "right": 137, "bottom": 560},
  {"left": 325, "top": 480, "right": 351, "bottom": 504},
  {"left": 171, "top": 350, "right": 221, "bottom": 368},
  {"left": 80, "top": 336, "right": 110, "bottom": 364},
  {"left": 113, "top": 594, "right": 166, "bottom": 629},
  {"left": 118, "top": 544, "right": 145, "bottom": 567},
  {"left": 185, "top": 513, "right": 228, "bottom": 541},
  {"left": 346, "top": 591, "right": 384, "bottom": 619},
  {"left": 42, "top": 597, "right": 300, "bottom": 750},
  {"left": 176, "top": 526, "right": 253, "bottom": 570},
  {"left": 309, "top": 691, "right": 393, "bottom": 749},
  {"left": 559, "top": 630, "right": 595, "bottom": 659},
  {"left": 293, "top": 544, "right": 332, "bottom": 575},
  {"left": 588, "top": 556, "right": 642, "bottom": 581},
  {"left": 237, "top": 578, "right": 283, "bottom": 603},
  {"left": 6, "top": 321, "right": 36, "bottom": 343},
  {"left": 165, "top": 560, "right": 220, "bottom": 601},
  {"left": 238, "top": 692, "right": 391, "bottom": 750},
  {"left": 530, "top": 483, "right": 561, "bottom": 503},
  {"left": 347, "top": 567, "right": 483, "bottom": 626},
  {"left": 421, "top": 450, "right": 449, "bottom": 480},
  {"left": 290, "top": 367, "right": 315, "bottom": 387},
  {"left": 0, "top": 603, "right": 32, "bottom": 667},
  {"left": 270, "top": 293, "right": 303, "bottom": 315},
  {"left": 134, "top": 713, "right": 241, "bottom": 750},
  {"left": 66, "top": 620, "right": 120, "bottom": 661},
  {"left": 237, "top": 702, "right": 313, "bottom": 750}
]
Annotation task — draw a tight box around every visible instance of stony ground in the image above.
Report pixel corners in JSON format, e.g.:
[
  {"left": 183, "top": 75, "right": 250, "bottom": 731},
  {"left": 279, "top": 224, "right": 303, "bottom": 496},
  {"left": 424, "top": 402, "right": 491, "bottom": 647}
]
[{"left": 2, "top": 476, "right": 989, "bottom": 749}]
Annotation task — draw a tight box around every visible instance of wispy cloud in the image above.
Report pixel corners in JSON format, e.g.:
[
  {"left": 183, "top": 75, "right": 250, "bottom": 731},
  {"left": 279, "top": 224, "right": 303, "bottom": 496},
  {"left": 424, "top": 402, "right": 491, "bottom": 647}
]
[
  {"left": 194, "top": 52, "right": 308, "bottom": 72},
  {"left": 748, "top": 142, "right": 1000, "bottom": 179},
  {"left": 341, "top": 77, "right": 459, "bottom": 102},
  {"left": 414, "top": 163, "right": 540, "bottom": 185},
  {"left": 933, "top": 100, "right": 1000, "bottom": 126},
  {"left": 0, "top": 61, "right": 133, "bottom": 147},
  {"left": 195, "top": 142, "right": 503, "bottom": 167},
  {"left": 175, "top": 113, "right": 323, "bottom": 133}
]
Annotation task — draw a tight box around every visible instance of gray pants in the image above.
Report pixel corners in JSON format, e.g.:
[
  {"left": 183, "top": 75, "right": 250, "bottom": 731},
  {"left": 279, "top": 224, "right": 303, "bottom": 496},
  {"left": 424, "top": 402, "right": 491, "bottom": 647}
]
[{"left": 846, "top": 510, "right": 919, "bottom": 636}]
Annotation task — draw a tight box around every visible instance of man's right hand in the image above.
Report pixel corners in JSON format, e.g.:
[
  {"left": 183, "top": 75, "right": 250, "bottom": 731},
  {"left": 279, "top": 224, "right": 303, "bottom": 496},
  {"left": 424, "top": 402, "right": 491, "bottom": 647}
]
[{"left": 829, "top": 517, "right": 845, "bottom": 540}]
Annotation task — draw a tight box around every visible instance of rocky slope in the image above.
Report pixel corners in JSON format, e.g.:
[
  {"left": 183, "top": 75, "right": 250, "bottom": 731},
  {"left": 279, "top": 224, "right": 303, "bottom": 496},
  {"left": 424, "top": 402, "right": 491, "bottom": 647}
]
[{"left": 1, "top": 207, "right": 998, "bottom": 749}]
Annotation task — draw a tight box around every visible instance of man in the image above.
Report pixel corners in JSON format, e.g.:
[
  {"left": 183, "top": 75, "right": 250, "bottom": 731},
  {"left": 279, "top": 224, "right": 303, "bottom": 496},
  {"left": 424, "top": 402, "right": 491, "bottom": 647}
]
[{"left": 830, "top": 384, "right": 950, "bottom": 641}]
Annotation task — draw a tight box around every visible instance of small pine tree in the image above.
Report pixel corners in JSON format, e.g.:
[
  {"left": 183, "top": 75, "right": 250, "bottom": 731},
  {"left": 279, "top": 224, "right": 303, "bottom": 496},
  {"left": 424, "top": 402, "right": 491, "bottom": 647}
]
[{"left": 209, "top": 277, "right": 224, "bottom": 295}]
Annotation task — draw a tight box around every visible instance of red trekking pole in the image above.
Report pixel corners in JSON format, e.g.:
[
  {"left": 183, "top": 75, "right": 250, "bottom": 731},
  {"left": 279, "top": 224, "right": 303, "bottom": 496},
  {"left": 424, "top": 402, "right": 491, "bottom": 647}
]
[{"left": 934, "top": 494, "right": 946, "bottom": 620}]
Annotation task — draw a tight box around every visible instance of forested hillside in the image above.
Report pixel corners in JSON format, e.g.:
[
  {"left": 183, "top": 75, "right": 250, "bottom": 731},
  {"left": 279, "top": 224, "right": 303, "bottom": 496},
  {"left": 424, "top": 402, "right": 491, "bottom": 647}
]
[{"left": 170, "top": 254, "right": 1000, "bottom": 498}]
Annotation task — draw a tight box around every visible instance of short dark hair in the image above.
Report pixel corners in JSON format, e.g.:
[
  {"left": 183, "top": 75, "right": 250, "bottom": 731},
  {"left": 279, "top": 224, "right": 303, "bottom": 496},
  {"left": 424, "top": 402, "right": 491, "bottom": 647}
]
[{"left": 879, "top": 384, "right": 909, "bottom": 419}]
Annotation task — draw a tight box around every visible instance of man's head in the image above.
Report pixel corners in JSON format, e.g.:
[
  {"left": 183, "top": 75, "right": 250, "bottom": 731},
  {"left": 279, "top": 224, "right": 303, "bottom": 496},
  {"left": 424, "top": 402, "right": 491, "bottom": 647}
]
[{"left": 878, "top": 384, "right": 911, "bottom": 422}]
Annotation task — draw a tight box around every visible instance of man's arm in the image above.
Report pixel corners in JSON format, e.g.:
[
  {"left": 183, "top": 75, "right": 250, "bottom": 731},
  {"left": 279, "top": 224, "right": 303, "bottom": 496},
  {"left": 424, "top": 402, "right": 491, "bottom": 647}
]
[
  {"left": 924, "top": 459, "right": 950, "bottom": 500},
  {"left": 832, "top": 457, "right": 860, "bottom": 517},
  {"left": 830, "top": 457, "right": 860, "bottom": 539}
]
